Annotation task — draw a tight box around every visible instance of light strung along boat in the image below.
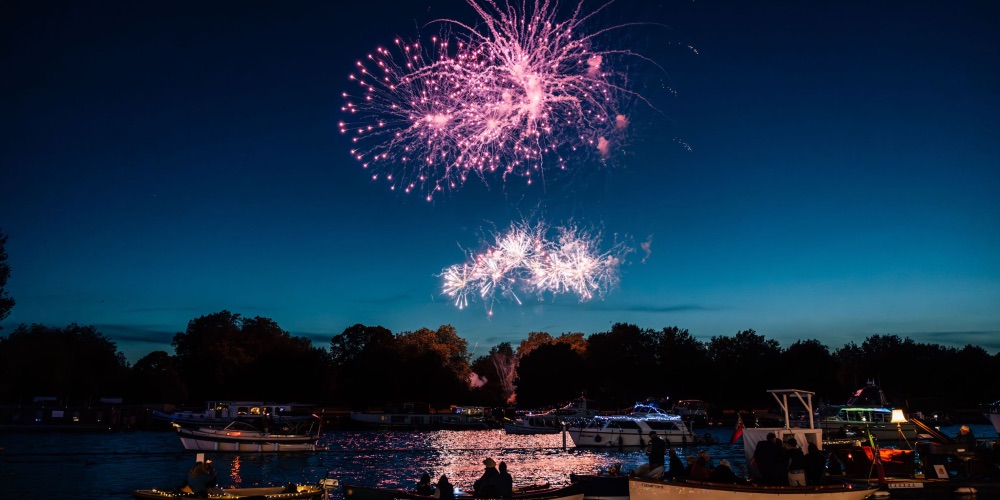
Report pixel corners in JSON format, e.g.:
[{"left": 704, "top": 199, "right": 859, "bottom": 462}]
[
  {"left": 504, "top": 398, "right": 599, "bottom": 435},
  {"left": 567, "top": 403, "right": 696, "bottom": 447},
  {"left": 173, "top": 415, "right": 325, "bottom": 452},
  {"left": 341, "top": 482, "right": 585, "bottom": 500},
  {"left": 133, "top": 478, "right": 339, "bottom": 499},
  {"left": 153, "top": 400, "right": 316, "bottom": 428},
  {"left": 628, "top": 389, "right": 878, "bottom": 500}
]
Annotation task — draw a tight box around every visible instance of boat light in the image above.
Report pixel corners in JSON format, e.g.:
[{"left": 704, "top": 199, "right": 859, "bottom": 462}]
[{"left": 890, "top": 409, "right": 906, "bottom": 424}]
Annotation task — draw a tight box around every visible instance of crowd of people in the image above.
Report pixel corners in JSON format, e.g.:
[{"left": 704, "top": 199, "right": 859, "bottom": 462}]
[
  {"left": 749, "top": 432, "right": 832, "bottom": 486},
  {"left": 627, "top": 429, "right": 846, "bottom": 487}
]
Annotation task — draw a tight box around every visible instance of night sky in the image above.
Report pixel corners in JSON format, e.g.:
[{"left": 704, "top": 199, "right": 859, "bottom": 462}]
[{"left": 2, "top": 0, "right": 998, "bottom": 363}]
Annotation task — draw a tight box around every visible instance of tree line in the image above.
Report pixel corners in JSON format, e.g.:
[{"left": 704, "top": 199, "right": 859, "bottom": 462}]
[
  {"left": 0, "top": 229, "right": 996, "bottom": 414},
  {"left": 0, "top": 311, "right": 997, "bottom": 415}
]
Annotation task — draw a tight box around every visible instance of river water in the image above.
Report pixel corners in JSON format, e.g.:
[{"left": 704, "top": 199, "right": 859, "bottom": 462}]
[{"left": 0, "top": 424, "right": 994, "bottom": 499}]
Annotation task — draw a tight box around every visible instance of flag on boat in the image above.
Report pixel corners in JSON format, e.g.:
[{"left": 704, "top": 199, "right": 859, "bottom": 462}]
[{"left": 729, "top": 414, "right": 744, "bottom": 444}]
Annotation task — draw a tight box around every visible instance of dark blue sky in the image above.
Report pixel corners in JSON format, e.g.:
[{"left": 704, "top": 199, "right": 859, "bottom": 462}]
[{"left": 2, "top": 0, "right": 998, "bottom": 363}]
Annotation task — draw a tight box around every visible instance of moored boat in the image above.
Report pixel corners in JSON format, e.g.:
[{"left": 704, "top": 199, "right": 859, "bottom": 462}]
[
  {"left": 627, "top": 389, "right": 879, "bottom": 500},
  {"left": 984, "top": 400, "right": 1000, "bottom": 435},
  {"left": 567, "top": 403, "right": 696, "bottom": 447},
  {"left": 173, "top": 416, "right": 324, "bottom": 452},
  {"left": 808, "top": 382, "right": 920, "bottom": 444},
  {"left": 569, "top": 472, "right": 628, "bottom": 500},
  {"left": 504, "top": 398, "right": 599, "bottom": 435},
  {"left": 133, "top": 479, "right": 338, "bottom": 499},
  {"left": 628, "top": 477, "right": 876, "bottom": 500},
  {"left": 349, "top": 403, "right": 492, "bottom": 430},
  {"left": 153, "top": 400, "right": 316, "bottom": 428},
  {"left": 341, "top": 481, "right": 585, "bottom": 500}
]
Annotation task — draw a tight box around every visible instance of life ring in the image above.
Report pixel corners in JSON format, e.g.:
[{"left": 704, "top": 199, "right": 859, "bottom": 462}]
[{"left": 595, "top": 435, "right": 602, "bottom": 442}]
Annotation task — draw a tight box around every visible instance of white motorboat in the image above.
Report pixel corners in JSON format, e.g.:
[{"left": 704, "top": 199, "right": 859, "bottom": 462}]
[
  {"left": 628, "top": 389, "right": 878, "bottom": 500},
  {"left": 567, "top": 403, "right": 696, "bottom": 447},
  {"left": 173, "top": 417, "right": 324, "bottom": 452},
  {"left": 153, "top": 400, "right": 315, "bottom": 428},
  {"left": 504, "top": 398, "right": 599, "bottom": 435}
]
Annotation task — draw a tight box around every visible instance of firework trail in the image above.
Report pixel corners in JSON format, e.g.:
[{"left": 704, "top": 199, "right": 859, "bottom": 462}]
[
  {"left": 341, "top": 0, "right": 658, "bottom": 200},
  {"left": 441, "top": 219, "right": 632, "bottom": 314}
]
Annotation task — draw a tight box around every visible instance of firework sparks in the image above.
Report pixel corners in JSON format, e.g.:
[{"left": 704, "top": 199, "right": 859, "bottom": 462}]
[
  {"left": 341, "top": 0, "right": 658, "bottom": 200},
  {"left": 441, "top": 219, "right": 632, "bottom": 313}
]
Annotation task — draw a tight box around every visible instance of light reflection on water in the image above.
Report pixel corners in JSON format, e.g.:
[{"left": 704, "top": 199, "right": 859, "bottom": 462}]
[{"left": 0, "top": 424, "right": 993, "bottom": 499}]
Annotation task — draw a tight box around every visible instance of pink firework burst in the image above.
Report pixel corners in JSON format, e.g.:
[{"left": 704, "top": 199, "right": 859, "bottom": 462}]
[{"left": 341, "top": 0, "right": 658, "bottom": 200}]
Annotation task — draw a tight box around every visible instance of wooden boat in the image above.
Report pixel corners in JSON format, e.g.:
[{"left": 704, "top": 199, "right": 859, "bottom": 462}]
[
  {"left": 566, "top": 403, "right": 696, "bottom": 447},
  {"left": 569, "top": 472, "right": 628, "bottom": 500},
  {"left": 341, "top": 481, "right": 585, "bottom": 500},
  {"left": 173, "top": 417, "right": 324, "bottom": 452},
  {"left": 627, "top": 389, "right": 879, "bottom": 500},
  {"left": 133, "top": 478, "right": 338, "bottom": 499},
  {"left": 629, "top": 477, "right": 876, "bottom": 500}
]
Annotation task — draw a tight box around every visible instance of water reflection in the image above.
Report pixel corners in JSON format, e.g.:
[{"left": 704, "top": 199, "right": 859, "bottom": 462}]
[
  {"left": 230, "top": 454, "right": 242, "bottom": 485},
  {"left": 323, "top": 428, "right": 747, "bottom": 492}
]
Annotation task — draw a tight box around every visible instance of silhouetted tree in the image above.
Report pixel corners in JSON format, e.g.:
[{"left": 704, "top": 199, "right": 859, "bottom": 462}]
[
  {"left": 328, "top": 324, "right": 399, "bottom": 407},
  {"left": 516, "top": 342, "right": 586, "bottom": 408},
  {"left": 172, "top": 311, "right": 323, "bottom": 402},
  {"left": 394, "top": 326, "right": 473, "bottom": 406},
  {"left": 0, "top": 228, "right": 13, "bottom": 325},
  {"left": 585, "top": 323, "right": 659, "bottom": 408},
  {"left": 129, "top": 351, "right": 187, "bottom": 404},
  {"left": 706, "top": 329, "right": 782, "bottom": 406},
  {"left": 651, "top": 326, "right": 708, "bottom": 398},
  {"left": 329, "top": 324, "right": 393, "bottom": 365},
  {"left": 781, "top": 339, "right": 839, "bottom": 398},
  {"left": 0, "top": 323, "right": 128, "bottom": 403},
  {"left": 517, "top": 332, "right": 555, "bottom": 359}
]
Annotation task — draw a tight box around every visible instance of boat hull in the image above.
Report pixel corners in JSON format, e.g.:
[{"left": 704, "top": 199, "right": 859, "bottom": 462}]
[
  {"left": 570, "top": 474, "right": 628, "bottom": 500},
  {"left": 503, "top": 422, "right": 564, "bottom": 434},
  {"left": 628, "top": 478, "right": 876, "bottom": 500},
  {"left": 568, "top": 428, "right": 695, "bottom": 447},
  {"left": 175, "top": 427, "right": 323, "bottom": 452}
]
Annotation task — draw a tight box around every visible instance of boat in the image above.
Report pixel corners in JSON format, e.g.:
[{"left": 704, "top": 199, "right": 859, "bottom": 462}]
[
  {"left": 566, "top": 403, "right": 696, "bottom": 447},
  {"left": 628, "top": 389, "right": 879, "bottom": 500},
  {"left": 133, "top": 478, "right": 339, "bottom": 499},
  {"left": 152, "top": 400, "right": 316, "bottom": 428},
  {"left": 629, "top": 477, "right": 876, "bottom": 500},
  {"left": 809, "top": 382, "right": 921, "bottom": 444},
  {"left": 569, "top": 471, "right": 629, "bottom": 500},
  {"left": 985, "top": 400, "right": 1000, "bottom": 435},
  {"left": 504, "top": 398, "right": 599, "bottom": 435},
  {"left": 349, "top": 403, "right": 493, "bottom": 430},
  {"left": 671, "top": 399, "right": 709, "bottom": 425},
  {"left": 341, "top": 481, "right": 585, "bottom": 500},
  {"left": 173, "top": 416, "right": 325, "bottom": 452}
]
